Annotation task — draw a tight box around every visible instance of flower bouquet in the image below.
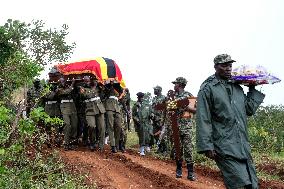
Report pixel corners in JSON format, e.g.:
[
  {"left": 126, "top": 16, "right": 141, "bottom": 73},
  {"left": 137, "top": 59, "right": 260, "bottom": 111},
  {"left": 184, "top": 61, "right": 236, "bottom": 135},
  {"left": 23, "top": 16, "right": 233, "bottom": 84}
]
[{"left": 231, "top": 65, "right": 281, "bottom": 85}]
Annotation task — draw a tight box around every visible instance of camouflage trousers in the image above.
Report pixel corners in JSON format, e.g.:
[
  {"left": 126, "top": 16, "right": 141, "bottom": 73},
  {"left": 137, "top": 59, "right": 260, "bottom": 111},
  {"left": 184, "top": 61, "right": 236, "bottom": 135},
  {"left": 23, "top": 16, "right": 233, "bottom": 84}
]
[
  {"left": 178, "top": 119, "right": 194, "bottom": 164},
  {"left": 119, "top": 113, "right": 128, "bottom": 147}
]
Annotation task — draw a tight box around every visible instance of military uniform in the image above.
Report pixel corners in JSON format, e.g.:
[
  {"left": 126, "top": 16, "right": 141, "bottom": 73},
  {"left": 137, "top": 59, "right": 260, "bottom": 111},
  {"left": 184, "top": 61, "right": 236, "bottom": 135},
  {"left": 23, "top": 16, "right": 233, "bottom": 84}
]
[
  {"left": 80, "top": 84, "right": 105, "bottom": 150},
  {"left": 57, "top": 83, "right": 78, "bottom": 149},
  {"left": 171, "top": 77, "right": 196, "bottom": 181},
  {"left": 103, "top": 84, "right": 122, "bottom": 152},
  {"left": 42, "top": 85, "right": 62, "bottom": 146},
  {"left": 26, "top": 79, "right": 43, "bottom": 116},
  {"left": 196, "top": 54, "right": 265, "bottom": 189},
  {"left": 74, "top": 83, "right": 88, "bottom": 145},
  {"left": 151, "top": 86, "right": 166, "bottom": 152},
  {"left": 132, "top": 92, "right": 152, "bottom": 155},
  {"left": 118, "top": 94, "right": 128, "bottom": 152}
]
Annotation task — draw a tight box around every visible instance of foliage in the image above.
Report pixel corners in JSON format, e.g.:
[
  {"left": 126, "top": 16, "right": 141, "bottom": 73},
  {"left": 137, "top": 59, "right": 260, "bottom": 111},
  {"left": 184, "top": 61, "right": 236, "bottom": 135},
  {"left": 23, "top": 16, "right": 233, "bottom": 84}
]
[
  {"left": 248, "top": 105, "right": 284, "bottom": 153},
  {"left": 0, "top": 19, "right": 75, "bottom": 100},
  {"left": 0, "top": 106, "right": 93, "bottom": 189}
]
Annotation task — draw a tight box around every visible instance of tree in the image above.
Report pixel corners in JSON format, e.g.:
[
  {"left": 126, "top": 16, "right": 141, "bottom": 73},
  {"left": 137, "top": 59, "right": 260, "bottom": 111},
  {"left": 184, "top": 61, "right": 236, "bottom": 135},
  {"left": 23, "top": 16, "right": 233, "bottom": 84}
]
[{"left": 0, "top": 19, "right": 76, "bottom": 100}]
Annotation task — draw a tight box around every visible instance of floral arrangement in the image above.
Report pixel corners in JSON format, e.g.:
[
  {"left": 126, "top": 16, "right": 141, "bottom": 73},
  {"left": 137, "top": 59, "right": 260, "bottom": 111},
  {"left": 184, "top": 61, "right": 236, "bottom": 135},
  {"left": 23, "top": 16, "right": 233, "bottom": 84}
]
[{"left": 231, "top": 65, "right": 281, "bottom": 85}]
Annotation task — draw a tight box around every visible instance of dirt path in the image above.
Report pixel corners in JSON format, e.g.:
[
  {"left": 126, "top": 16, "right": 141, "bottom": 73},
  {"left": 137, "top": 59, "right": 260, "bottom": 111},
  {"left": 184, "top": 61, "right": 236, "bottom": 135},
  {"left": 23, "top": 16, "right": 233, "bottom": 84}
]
[{"left": 59, "top": 146, "right": 284, "bottom": 189}]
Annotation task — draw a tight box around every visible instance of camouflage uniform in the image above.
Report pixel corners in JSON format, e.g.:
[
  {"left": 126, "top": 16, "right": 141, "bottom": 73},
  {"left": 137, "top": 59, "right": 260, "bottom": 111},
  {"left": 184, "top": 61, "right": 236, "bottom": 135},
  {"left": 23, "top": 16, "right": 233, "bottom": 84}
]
[
  {"left": 172, "top": 77, "right": 196, "bottom": 181},
  {"left": 151, "top": 86, "right": 167, "bottom": 152},
  {"left": 57, "top": 82, "right": 78, "bottom": 150},
  {"left": 118, "top": 94, "right": 128, "bottom": 152},
  {"left": 80, "top": 84, "right": 105, "bottom": 150}
]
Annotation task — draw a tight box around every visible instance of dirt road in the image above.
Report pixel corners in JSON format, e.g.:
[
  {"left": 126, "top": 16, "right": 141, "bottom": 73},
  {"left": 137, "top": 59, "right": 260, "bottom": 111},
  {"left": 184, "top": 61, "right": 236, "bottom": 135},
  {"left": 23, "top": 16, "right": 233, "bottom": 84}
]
[{"left": 59, "top": 146, "right": 284, "bottom": 189}]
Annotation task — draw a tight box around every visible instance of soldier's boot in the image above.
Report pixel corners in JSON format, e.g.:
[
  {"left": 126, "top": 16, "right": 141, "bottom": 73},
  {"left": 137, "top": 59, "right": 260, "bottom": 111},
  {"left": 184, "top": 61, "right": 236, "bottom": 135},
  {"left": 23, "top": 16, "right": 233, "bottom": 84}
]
[
  {"left": 119, "top": 141, "right": 125, "bottom": 153},
  {"left": 111, "top": 146, "right": 117, "bottom": 153},
  {"left": 187, "top": 163, "right": 196, "bottom": 181},
  {"left": 176, "top": 160, "right": 183, "bottom": 178}
]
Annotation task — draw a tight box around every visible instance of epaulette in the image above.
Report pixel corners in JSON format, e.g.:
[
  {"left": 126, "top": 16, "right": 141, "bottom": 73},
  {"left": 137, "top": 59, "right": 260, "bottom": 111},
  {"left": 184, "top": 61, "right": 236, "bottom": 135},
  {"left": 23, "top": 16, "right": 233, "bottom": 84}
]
[{"left": 199, "top": 75, "right": 217, "bottom": 91}]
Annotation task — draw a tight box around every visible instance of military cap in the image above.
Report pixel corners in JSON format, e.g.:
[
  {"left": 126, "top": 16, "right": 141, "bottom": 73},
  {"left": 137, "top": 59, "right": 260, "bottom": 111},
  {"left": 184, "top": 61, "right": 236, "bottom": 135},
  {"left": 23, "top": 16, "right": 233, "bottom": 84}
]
[
  {"left": 153, "top": 85, "right": 162, "bottom": 91},
  {"left": 136, "top": 92, "right": 144, "bottom": 98},
  {"left": 214, "top": 54, "right": 236, "bottom": 65},
  {"left": 172, "top": 77, "right": 187, "bottom": 85},
  {"left": 33, "top": 78, "right": 40, "bottom": 83}
]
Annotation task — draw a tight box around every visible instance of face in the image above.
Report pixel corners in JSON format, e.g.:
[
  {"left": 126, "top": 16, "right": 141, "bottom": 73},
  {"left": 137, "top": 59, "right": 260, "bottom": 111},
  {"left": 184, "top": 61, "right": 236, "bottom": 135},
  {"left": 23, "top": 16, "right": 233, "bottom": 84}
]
[
  {"left": 58, "top": 78, "right": 65, "bottom": 86},
  {"left": 83, "top": 77, "right": 91, "bottom": 85},
  {"left": 174, "top": 83, "right": 181, "bottom": 92},
  {"left": 154, "top": 89, "right": 160, "bottom": 95},
  {"left": 214, "top": 63, "right": 233, "bottom": 80},
  {"left": 138, "top": 96, "right": 143, "bottom": 102}
]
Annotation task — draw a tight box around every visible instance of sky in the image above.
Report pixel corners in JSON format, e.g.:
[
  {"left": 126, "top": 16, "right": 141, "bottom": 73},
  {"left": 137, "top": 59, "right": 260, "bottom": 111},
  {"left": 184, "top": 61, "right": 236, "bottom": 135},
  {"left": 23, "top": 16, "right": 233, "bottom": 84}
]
[{"left": 1, "top": 0, "right": 284, "bottom": 105}]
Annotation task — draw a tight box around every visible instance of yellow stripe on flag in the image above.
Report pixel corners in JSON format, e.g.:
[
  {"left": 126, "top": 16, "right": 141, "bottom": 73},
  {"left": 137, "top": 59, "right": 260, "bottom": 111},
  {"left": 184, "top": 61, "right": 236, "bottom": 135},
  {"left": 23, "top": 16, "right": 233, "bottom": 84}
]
[{"left": 96, "top": 57, "right": 108, "bottom": 80}]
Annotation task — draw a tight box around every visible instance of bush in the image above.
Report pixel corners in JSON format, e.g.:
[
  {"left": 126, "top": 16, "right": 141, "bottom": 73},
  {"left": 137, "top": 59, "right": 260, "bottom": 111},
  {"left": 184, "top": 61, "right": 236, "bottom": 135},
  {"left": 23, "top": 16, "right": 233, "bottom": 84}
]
[
  {"left": 0, "top": 105, "right": 93, "bottom": 189},
  {"left": 248, "top": 105, "right": 284, "bottom": 153}
]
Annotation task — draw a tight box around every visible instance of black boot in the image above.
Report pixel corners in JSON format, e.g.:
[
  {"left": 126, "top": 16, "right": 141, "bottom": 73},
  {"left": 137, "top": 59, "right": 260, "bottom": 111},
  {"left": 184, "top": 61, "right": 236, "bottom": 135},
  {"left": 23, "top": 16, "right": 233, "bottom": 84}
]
[
  {"left": 111, "top": 146, "right": 117, "bottom": 153},
  {"left": 118, "top": 141, "right": 125, "bottom": 152},
  {"left": 187, "top": 163, "right": 196, "bottom": 181},
  {"left": 176, "top": 160, "right": 183, "bottom": 178}
]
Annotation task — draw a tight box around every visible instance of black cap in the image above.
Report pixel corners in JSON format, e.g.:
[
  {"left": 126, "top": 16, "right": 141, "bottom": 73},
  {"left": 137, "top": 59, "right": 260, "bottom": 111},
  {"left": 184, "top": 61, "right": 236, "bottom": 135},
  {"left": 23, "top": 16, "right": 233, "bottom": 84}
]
[{"left": 136, "top": 92, "right": 144, "bottom": 98}]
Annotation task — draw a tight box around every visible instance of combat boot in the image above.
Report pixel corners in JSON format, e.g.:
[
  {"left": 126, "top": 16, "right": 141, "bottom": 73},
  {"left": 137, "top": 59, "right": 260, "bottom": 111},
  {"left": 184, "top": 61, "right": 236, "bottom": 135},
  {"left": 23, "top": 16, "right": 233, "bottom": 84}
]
[
  {"left": 111, "top": 146, "right": 117, "bottom": 153},
  {"left": 187, "top": 163, "right": 196, "bottom": 181},
  {"left": 176, "top": 160, "right": 183, "bottom": 178}
]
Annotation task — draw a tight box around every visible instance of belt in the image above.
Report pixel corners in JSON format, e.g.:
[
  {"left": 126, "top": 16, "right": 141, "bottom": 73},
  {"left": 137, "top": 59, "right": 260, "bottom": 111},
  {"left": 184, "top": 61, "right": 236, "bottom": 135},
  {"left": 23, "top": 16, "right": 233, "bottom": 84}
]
[
  {"left": 109, "top": 96, "right": 118, "bottom": 100},
  {"left": 46, "top": 101, "right": 57, "bottom": 105},
  {"left": 61, "top": 99, "right": 73, "bottom": 103},
  {"left": 84, "top": 97, "right": 100, "bottom": 103}
]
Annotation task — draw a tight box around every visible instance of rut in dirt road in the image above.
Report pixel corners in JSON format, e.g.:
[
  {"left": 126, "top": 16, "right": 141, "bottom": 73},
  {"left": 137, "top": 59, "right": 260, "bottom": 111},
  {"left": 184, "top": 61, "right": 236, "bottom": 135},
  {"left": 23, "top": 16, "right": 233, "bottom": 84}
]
[{"left": 59, "top": 147, "right": 225, "bottom": 189}]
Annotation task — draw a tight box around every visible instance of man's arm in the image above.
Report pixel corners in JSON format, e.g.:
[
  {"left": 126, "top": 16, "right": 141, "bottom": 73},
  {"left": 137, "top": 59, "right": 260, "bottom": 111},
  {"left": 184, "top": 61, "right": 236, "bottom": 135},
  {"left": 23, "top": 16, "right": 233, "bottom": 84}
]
[
  {"left": 196, "top": 87, "right": 215, "bottom": 156},
  {"left": 245, "top": 85, "right": 265, "bottom": 116}
]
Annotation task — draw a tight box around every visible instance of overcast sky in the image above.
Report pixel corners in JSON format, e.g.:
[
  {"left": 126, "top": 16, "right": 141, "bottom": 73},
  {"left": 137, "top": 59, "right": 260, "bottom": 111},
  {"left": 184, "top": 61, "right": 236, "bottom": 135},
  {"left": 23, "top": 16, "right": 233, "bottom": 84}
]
[{"left": 1, "top": 0, "right": 283, "bottom": 105}]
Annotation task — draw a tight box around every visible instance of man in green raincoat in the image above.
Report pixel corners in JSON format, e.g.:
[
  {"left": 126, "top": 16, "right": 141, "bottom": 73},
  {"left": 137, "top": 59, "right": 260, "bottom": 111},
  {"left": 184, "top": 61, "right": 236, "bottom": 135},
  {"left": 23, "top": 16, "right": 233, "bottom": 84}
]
[{"left": 196, "top": 54, "right": 265, "bottom": 189}]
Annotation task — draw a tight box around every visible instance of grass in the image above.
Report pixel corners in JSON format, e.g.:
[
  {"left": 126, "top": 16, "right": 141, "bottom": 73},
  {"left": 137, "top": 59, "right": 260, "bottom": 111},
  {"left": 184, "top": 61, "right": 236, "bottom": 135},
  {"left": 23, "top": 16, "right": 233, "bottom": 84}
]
[{"left": 125, "top": 127, "right": 284, "bottom": 183}]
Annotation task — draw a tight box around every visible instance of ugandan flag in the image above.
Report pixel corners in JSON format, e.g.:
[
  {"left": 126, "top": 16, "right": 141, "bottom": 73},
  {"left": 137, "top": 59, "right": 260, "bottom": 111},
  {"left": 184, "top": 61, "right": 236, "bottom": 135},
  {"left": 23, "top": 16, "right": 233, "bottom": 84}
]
[{"left": 56, "top": 57, "right": 126, "bottom": 88}]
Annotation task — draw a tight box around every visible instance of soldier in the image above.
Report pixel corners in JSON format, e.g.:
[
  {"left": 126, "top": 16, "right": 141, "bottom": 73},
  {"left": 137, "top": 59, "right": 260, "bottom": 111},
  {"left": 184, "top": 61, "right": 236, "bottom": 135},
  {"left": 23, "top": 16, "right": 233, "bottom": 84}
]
[
  {"left": 118, "top": 88, "right": 129, "bottom": 152},
  {"left": 132, "top": 92, "right": 152, "bottom": 156},
  {"left": 26, "top": 78, "right": 43, "bottom": 116},
  {"left": 103, "top": 80, "right": 122, "bottom": 153},
  {"left": 151, "top": 85, "right": 167, "bottom": 154},
  {"left": 196, "top": 54, "right": 265, "bottom": 189},
  {"left": 56, "top": 77, "right": 78, "bottom": 150},
  {"left": 172, "top": 77, "right": 196, "bottom": 181},
  {"left": 79, "top": 76, "right": 106, "bottom": 151},
  {"left": 42, "top": 82, "right": 62, "bottom": 147},
  {"left": 74, "top": 77, "right": 88, "bottom": 146},
  {"left": 124, "top": 88, "right": 132, "bottom": 132}
]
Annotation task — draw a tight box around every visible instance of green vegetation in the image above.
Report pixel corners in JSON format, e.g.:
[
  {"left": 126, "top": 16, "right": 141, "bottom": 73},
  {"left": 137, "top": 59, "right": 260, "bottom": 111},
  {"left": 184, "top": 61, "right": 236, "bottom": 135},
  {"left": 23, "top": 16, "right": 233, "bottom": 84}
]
[
  {"left": 126, "top": 104, "right": 284, "bottom": 182},
  {"left": 0, "top": 19, "right": 94, "bottom": 188}
]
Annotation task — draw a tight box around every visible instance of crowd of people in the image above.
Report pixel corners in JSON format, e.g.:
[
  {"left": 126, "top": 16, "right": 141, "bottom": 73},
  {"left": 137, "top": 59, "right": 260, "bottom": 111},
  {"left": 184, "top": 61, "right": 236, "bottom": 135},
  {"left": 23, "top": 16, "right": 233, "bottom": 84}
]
[{"left": 26, "top": 53, "right": 265, "bottom": 189}]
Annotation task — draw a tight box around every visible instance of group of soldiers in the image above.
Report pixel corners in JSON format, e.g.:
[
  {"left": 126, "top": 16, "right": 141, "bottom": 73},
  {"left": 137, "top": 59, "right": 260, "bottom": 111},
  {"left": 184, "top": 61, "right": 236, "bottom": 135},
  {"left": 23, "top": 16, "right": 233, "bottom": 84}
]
[
  {"left": 26, "top": 75, "right": 197, "bottom": 181},
  {"left": 26, "top": 54, "right": 265, "bottom": 188},
  {"left": 26, "top": 76, "right": 131, "bottom": 153},
  {"left": 132, "top": 76, "right": 197, "bottom": 181}
]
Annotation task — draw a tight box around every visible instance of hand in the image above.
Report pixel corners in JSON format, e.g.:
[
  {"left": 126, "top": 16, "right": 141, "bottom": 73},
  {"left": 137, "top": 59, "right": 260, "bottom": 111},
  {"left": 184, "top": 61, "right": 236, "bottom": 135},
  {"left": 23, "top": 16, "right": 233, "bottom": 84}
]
[{"left": 204, "top": 150, "right": 217, "bottom": 160}]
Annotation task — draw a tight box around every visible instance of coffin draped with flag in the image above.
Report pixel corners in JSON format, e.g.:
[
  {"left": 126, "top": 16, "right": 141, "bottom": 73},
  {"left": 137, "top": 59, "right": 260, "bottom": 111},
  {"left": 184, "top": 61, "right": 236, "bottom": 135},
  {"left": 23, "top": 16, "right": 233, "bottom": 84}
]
[{"left": 49, "top": 57, "right": 126, "bottom": 88}]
